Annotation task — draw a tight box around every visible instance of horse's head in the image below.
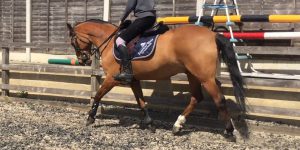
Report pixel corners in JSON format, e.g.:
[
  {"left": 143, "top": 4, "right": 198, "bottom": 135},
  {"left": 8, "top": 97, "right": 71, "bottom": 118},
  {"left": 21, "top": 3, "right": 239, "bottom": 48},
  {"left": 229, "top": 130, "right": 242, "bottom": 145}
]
[{"left": 67, "top": 23, "right": 92, "bottom": 66}]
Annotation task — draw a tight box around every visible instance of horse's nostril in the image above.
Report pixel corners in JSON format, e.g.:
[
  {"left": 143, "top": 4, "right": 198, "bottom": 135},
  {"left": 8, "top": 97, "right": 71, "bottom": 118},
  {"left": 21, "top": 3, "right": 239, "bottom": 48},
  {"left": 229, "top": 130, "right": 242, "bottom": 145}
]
[{"left": 78, "top": 60, "right": 84, "bottom": 65}]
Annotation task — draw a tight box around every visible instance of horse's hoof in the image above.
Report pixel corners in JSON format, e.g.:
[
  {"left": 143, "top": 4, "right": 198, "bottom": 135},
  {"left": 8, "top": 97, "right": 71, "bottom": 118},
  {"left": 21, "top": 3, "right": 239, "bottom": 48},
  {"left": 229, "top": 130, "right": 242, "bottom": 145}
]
[
  {"left": 142, "top": 117, "right": 153, "bottom": 125},
  {"left": 139, "top": 120, "right": 156, "bottom": 133},
  {"left": 86, "top": 116, "right": 95, "bottom": 126},
  {"left": 148, "top": 124, "right": 156, "bottom": 133},
  {"left": 172, "top": 126, "right": 182, "bottom": 135},
  {"left": 223, "top": 130, "right": 236, "bottom": 142}
]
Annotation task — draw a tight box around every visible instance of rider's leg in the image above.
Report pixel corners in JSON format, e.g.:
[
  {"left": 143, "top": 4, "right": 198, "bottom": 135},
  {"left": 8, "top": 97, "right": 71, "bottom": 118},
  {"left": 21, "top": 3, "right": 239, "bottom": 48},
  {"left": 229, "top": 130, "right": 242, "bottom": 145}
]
[
  {"left": 114, "top": 16, "right": 156, "bottom": 83},
  {"left": 114, "top": 44, "right": 133, "bottom": 83}
]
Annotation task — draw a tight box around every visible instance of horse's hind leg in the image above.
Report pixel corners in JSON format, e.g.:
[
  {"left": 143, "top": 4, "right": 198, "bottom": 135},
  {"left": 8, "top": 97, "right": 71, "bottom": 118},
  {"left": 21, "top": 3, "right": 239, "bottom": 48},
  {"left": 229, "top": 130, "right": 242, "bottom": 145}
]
[
  {"left": 86, "top": 76, "right": 118, "bottom": 126},
  {"left": 130, "top": 80, "right": 154, "bottom": 131},
  {"left": 173, "top": 73, "right": 204, "bottom": 134},
  {"left": 202, "top": 78, "right": 234, "bottom": 137}
]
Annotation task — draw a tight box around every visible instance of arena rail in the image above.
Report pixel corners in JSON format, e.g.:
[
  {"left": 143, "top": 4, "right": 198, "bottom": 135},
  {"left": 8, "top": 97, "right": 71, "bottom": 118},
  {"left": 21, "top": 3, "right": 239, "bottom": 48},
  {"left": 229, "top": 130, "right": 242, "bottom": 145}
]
[{"left": 1, "top": 42, "right": 300, "bottom": 125}]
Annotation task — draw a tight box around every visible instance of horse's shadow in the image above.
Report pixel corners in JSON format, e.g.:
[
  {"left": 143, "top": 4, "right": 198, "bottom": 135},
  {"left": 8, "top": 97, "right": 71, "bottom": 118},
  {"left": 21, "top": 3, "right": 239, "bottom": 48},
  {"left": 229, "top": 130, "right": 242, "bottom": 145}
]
[
  {"left": 93, "top": 79, "right": 249, "bottom": 139},
  {"left": 92, "top": 107, "right": 219, "bottom": 135},
  {"left": 92, "top": 109, "right": 172, "bottom": 132},
  {"left": 92, "top": 106, "right": 241, "bottom": 141}
]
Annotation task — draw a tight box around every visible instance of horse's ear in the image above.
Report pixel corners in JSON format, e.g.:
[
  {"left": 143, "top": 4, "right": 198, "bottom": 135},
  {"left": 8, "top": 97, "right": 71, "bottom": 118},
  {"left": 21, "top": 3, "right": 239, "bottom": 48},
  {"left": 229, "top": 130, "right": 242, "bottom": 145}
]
[{"left": 66, "top": 23, "right": 74, "bottom": 37}]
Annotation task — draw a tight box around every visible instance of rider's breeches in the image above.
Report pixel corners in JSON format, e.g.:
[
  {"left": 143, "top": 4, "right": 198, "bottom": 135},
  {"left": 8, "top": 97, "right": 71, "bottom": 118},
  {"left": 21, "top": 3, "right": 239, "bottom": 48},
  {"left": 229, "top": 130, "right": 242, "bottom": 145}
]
[{"left": 116, "top": 16, "right": 156, "bottom": 47}]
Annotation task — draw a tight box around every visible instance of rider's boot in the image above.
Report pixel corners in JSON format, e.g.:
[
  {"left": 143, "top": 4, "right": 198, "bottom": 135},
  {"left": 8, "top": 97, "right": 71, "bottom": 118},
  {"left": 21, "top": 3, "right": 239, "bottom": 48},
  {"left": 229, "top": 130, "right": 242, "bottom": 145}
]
[{"left": 114, "top": 45, "right": 133, "bottom": 84}]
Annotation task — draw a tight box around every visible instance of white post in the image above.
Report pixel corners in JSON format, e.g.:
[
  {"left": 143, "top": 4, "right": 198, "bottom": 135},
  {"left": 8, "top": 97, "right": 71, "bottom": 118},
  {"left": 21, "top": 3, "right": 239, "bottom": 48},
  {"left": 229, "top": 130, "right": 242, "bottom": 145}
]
[
  {"left": 196, "top": 0, "right": 205, "bottom": 16},
  {"left": 172, "top": 0, "right": 176, "bottom": 16},
  {"left": 26, "top": 0, "right": 31, "bottom": 62},
  {"left": 103, "top": 0, "right": 110, "bottom": 21}
]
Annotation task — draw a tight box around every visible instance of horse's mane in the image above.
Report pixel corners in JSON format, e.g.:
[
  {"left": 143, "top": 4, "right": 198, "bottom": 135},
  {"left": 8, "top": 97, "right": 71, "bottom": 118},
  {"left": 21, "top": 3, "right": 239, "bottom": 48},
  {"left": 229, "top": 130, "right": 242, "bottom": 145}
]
[{"left": 75, "top": 19, "right": 117, "bottom": 27}]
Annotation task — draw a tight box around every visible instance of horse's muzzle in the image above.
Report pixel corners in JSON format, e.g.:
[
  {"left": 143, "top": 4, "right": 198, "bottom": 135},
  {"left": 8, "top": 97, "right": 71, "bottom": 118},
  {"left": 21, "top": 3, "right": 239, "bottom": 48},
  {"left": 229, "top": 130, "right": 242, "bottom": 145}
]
[{"left": 78, "top": 59, "right": 92, "bottom": 66}]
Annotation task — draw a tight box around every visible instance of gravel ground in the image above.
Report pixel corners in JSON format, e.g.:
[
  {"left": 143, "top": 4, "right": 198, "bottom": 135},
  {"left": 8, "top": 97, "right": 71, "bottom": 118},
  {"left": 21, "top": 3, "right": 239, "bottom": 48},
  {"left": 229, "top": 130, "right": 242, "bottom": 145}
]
[{"left": 0, "top": 98, "right": 299, "bottom": 150}]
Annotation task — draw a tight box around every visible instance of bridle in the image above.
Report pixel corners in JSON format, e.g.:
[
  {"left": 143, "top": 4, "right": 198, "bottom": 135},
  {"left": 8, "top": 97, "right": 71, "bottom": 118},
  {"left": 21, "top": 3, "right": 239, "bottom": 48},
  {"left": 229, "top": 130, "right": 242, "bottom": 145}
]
[
  {"left": 71, "top": 26, "right": 120, "bottom": 66},
  {"left": 71, "top": 35, "right": 92, "bottom": 66}
]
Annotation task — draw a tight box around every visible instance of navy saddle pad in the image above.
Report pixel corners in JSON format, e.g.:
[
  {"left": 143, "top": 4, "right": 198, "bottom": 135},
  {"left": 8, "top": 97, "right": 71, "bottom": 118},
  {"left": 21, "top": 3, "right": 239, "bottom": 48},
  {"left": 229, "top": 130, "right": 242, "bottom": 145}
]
[{"left": 113, "top": 35, "right": 159, "bottom": 61}]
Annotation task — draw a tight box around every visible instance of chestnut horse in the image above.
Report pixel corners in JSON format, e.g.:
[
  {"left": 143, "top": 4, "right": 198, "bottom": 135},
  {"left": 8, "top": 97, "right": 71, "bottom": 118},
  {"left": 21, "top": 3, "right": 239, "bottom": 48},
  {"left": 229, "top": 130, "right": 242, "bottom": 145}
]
[{"left": 66, "top": 20, "right": 245, "bottom": 137}]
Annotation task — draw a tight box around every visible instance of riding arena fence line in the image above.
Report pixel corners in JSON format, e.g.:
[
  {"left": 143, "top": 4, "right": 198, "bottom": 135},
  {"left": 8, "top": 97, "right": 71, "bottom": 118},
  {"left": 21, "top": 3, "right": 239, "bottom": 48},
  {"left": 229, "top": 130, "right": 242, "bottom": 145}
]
[{"left": 1, "top": 42, "right": 300, "bottom": 126}]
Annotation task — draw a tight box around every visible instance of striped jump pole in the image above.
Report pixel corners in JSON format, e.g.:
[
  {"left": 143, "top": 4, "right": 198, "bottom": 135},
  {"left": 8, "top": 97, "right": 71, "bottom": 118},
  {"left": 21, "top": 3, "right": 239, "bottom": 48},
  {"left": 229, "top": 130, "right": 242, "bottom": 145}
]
[
  {"left": 157, "top": 15, "right": 300, "bottom": 24},
  {"left": 219, "top": 32, "right": 300, "bottom": 40},
  {"left": 48, "top": 58, "right": 79, "bottom": 65}
]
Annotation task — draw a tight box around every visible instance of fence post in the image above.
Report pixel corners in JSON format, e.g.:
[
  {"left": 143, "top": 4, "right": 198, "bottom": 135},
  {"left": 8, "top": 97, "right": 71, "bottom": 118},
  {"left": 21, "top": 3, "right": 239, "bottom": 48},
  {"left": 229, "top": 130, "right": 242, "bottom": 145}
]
[
  {"left": 2, "top": 47, "right": 10, "bottom": 96},
  {"left": 26, "top": 0, "right": 31, "bottom": 62},
  {"left": 103, "top": 0, "right": 111, "bottom": 21},
  {"left": 91, "top": 54, "right": 101, "bottom": 111}
]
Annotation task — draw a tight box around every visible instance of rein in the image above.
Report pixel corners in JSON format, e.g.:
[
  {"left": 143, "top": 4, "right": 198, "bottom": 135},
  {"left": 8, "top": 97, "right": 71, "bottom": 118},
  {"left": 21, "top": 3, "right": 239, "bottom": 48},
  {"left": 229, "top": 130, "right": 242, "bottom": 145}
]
[{"left": 91, "top": 26, "right": 121, "bottom": 60}]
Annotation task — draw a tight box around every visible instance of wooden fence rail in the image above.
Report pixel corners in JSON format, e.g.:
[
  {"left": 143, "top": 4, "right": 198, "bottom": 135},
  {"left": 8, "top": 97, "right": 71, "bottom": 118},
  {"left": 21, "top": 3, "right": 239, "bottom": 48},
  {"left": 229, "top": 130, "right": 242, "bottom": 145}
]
[{"left": 1, "top": 43, "right": 102, "bottom": 103}]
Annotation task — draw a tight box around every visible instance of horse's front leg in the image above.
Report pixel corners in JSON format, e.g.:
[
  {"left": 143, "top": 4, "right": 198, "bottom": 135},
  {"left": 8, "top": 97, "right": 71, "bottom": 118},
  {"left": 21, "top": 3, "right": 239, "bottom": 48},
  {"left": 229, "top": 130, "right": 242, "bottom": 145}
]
[
  {"left": 130, "top": 80, "right": 154, "bottom": 131},
  {"left": 86, "top": 76, "right": 118, "bottom": 126}
]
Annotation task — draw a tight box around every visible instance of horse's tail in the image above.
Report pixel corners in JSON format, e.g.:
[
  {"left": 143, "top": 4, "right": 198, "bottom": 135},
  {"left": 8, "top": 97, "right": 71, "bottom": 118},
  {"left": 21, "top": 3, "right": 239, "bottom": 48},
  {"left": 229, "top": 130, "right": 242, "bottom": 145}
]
[{"left": 215, "top": 34, "right": 246, "bottom": 112}]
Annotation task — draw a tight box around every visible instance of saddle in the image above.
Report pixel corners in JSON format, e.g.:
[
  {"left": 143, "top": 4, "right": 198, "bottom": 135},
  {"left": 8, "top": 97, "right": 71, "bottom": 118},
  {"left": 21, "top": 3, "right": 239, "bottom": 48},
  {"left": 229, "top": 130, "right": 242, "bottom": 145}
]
[
  {"left": 118, "top": 20, "right": 169, "bottom": 37},
  {"left": 113, "top": 20, "right": 169, "bottom": 61}
]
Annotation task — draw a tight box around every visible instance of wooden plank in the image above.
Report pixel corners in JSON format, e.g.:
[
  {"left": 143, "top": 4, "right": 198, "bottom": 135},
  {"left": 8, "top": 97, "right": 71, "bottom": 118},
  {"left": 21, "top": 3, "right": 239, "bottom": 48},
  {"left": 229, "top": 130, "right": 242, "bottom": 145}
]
[
  {"left": 2, "top": 84, "right": 91, "bottom": 97},
  {"left": 47, "top": 0, "right": 50, "bottom": 50},
  {"left": 247, "top": 105, "right": 300, "bottom": 118},
  {"left": 9, "top": 71, "right": 91, "bottom": 84},
  {"left": 235, "top": 46, "right": 300, "bottom": 55},
  {"left": 0, "top": 0, "right": 2, "bottom": 40},
  {"left": 64, "top": 0, "right": 68, "bottom": 42},
  {"left": 220, "top": 75, "right": 300, "bottom": 88},
  {"left": 171, "top": 73, "right": 300, "bottom": 88},
  {"left": 241, "top": 72, "right": 300, "bottom": 80},
  {"left": 84, "top": 0, "right": 87, "bottom": 21},
  {"left": 11, "top": 0, "right": 14, "bottom": 42},
  {"left": 0, "top": 42, "right": 73, "bottom": 49},
  {"left": 1, "top": 64, "right": 97, "bottom": 76},
  {"left": 1, "top": 47, "right": 10, "bottom": 96}
]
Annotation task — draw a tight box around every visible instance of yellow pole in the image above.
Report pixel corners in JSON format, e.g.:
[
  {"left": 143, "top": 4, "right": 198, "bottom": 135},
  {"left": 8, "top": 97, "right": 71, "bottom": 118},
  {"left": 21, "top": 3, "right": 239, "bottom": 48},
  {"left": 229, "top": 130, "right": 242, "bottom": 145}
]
[
  {"left": 269, "top": 15, "right": 300, "bottom": 23},
  {"left": 213, "top": 15, "right": 241, "bottom": 23},
  {"left": 156, "top": 16, "right": 190, "bottom": 24}
]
